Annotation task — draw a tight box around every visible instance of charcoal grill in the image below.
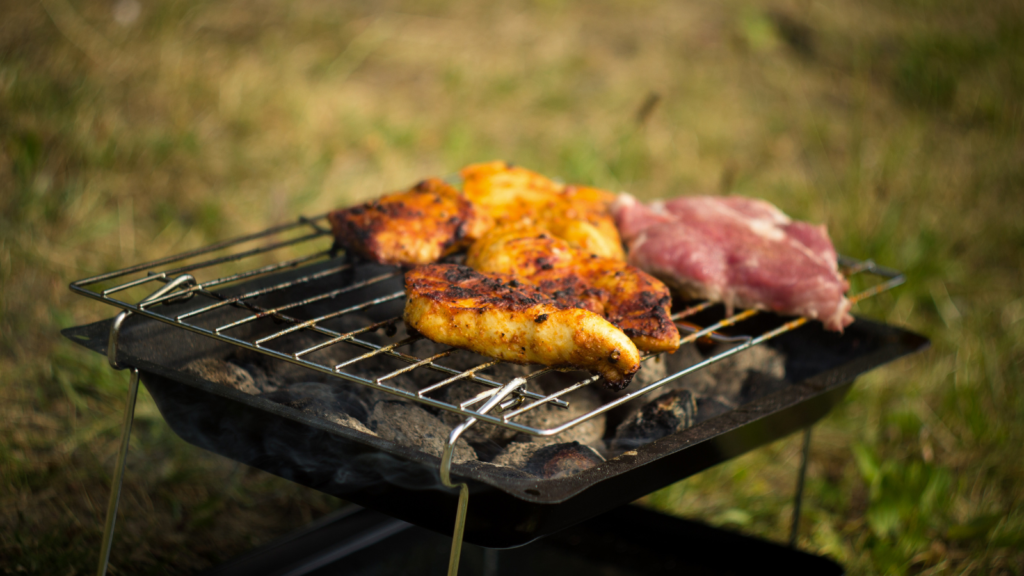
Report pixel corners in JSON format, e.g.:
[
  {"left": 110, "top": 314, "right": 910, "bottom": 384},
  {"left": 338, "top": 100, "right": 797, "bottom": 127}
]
[{"left": 64, "top": 213, "right": 927, "bottom": 575}]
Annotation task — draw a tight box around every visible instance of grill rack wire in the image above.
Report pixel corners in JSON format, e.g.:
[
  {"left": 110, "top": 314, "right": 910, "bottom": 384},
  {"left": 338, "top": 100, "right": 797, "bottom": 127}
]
[
  {"left": 71, "top": 211, "right": 904, "bottom": 576},
  {"left": 71, "top": 212, "right": 904, "bottom": 438}
]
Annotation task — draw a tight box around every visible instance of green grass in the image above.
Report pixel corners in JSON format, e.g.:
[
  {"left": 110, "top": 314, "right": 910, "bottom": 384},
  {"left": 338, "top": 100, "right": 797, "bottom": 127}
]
[{"left": 2, "top": 0, "right": 1023, "bottom": 574}]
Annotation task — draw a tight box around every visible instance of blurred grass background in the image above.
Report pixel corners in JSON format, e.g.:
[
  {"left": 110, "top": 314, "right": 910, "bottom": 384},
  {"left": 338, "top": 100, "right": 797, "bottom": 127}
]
[{"left": 1, "top": 0, "right": 1022, "bottom": 573}]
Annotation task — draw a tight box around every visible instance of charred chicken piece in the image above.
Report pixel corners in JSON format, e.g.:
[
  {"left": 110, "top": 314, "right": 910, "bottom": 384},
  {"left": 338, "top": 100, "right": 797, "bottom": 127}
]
[
  {"left": 467, "top": 224, "right": 680, "bottom": 354},
  {"left": 459, "top": 161, "right": 626, "bottom": 260},
  {"left": 404, "top": 264, "right": 641, "bottom": 389},
  {"left": 328, "top": 178, "right": 492, "bottom": 266}
]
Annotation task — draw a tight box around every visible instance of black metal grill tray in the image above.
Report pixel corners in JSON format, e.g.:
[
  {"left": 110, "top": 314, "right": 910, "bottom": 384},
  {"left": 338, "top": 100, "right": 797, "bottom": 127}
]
[{"left": 63, "top": 294, "right": 926, "bottom": 548}]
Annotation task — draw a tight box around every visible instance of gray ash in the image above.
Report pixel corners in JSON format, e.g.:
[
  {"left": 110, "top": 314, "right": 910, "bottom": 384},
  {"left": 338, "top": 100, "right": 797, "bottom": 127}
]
[
  {"left": 184, "top": 357, "right": 268, "bottom": 395},
  {"left": 703, "top": 343, "right": 786, "bottom": 401},
  {"left": 260, "top": 382, "right": 373, "bottom": 436},
  {"left": 368, "top": 400, "right": 477, "bottom": 463},
  {"left": 522, "top": 442, "right": 605, "bottom": 479},
  {"left": 491, "top": 441, "right": 544, "bottom": 469}
]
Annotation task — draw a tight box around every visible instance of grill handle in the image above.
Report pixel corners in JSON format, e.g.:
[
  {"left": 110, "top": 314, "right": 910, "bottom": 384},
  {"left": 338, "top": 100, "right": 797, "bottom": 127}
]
[{"left": 440, "top": 377, "right": 527, "bottom": 576}]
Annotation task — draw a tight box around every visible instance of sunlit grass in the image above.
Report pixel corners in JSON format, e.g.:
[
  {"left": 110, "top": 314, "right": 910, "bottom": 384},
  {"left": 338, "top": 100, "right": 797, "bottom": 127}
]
[{"left": 2, "top": 0, "right": 1022, "bottom": 573}]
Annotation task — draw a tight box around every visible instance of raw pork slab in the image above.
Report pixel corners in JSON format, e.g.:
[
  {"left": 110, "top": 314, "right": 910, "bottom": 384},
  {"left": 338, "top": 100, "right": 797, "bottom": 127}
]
[{"left": 612, "top": 194, "right": 853, "bottom": 332}]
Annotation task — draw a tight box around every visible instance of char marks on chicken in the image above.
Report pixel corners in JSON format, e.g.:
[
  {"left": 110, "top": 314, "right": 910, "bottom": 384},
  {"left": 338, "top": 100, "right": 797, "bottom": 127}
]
[
  {"left": 328, "top": 178, "right": 492, "bottom": 266},
  {"left": 403, "top": 263, "right": 641, "bottom": 389},
  {"left": 467, "top": 223, "right": 680, "bottom": 353},
  {"left": 613, "top": 194, "right": 853, "bottom": 332}
]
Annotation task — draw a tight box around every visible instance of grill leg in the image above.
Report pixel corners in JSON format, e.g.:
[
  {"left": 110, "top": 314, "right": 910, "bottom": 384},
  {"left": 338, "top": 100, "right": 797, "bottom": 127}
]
[
  {"left": 448, "top": 483, "right": 470, "bottom": 576},
  {"left": 96, "top": 367, "right": 140, "bottom": 576},
  {"left": 789, "top": 426, "right": 813, "bottom": 549},
  {"left": 440, "top": 420, "right": 473, "bottom": 576}
]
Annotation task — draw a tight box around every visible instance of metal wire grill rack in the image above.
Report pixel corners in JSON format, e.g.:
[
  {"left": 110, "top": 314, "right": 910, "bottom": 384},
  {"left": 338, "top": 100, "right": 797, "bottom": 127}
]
[{"left": 70, "top": 212, "right": 905, "bottom": 438}]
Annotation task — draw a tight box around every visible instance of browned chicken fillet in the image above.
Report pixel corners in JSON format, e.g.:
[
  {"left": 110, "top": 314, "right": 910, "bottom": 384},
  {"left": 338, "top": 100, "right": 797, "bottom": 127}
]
[
  {"left": 404, "top": 264, "right": 641, "bottom": 389},
  {"left": 467, "top": 224, "right": 680, "bottom": 354},
  {"left": 459, "top": 161, "right": 626, "bottom": 260},
  {"left": 329, "top": 178, "right": 492, "bottom": 266}
]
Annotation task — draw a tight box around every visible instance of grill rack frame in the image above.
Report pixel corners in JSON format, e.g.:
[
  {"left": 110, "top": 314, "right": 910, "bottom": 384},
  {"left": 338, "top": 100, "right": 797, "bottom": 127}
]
[{"left": 70, "top": 212, "right": 905, "bottom": 438}]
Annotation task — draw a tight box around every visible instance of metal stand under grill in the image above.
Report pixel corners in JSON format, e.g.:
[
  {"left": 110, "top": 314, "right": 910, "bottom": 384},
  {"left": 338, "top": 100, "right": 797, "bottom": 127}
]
[{"left": 68, "top": 214, "right": 912, "bottom": 576}]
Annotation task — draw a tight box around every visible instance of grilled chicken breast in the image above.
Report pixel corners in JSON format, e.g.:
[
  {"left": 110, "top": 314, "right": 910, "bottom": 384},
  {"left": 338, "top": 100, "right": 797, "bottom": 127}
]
[
  {"left": 329, "top": 178, "right": 492, "bottom": 266},
  {"left": 404, "top": 264, "right": 641, "bottom": 389},
  {"left": 459, "top": 161, "right": 626, "bottom": 260},
  {"left": 467, "top": 224, "right": 680, "bottom": 354}
]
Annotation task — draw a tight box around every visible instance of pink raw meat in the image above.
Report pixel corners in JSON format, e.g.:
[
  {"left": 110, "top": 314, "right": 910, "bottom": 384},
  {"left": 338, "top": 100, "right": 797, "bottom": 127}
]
[{"left": 612, "top": 194, "right": 853, "bottom": 332}]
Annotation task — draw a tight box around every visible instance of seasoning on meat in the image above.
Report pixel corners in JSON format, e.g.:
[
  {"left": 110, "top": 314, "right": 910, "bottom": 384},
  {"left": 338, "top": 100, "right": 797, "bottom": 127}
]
[
  {"left": 404, "top": 263, "right": 641, "bottom": 389},
  {"left": 328, "top": 178, "right": 492, "bottom": 266},
  {"left": 459, "top": 161, "right": 626, "bottom": 260},
  {"left": 467, "top": 223, "right": 680, "bottom": 353},
  {"left": 612, "top": 194, "right": 854, "bottom": 332}
]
